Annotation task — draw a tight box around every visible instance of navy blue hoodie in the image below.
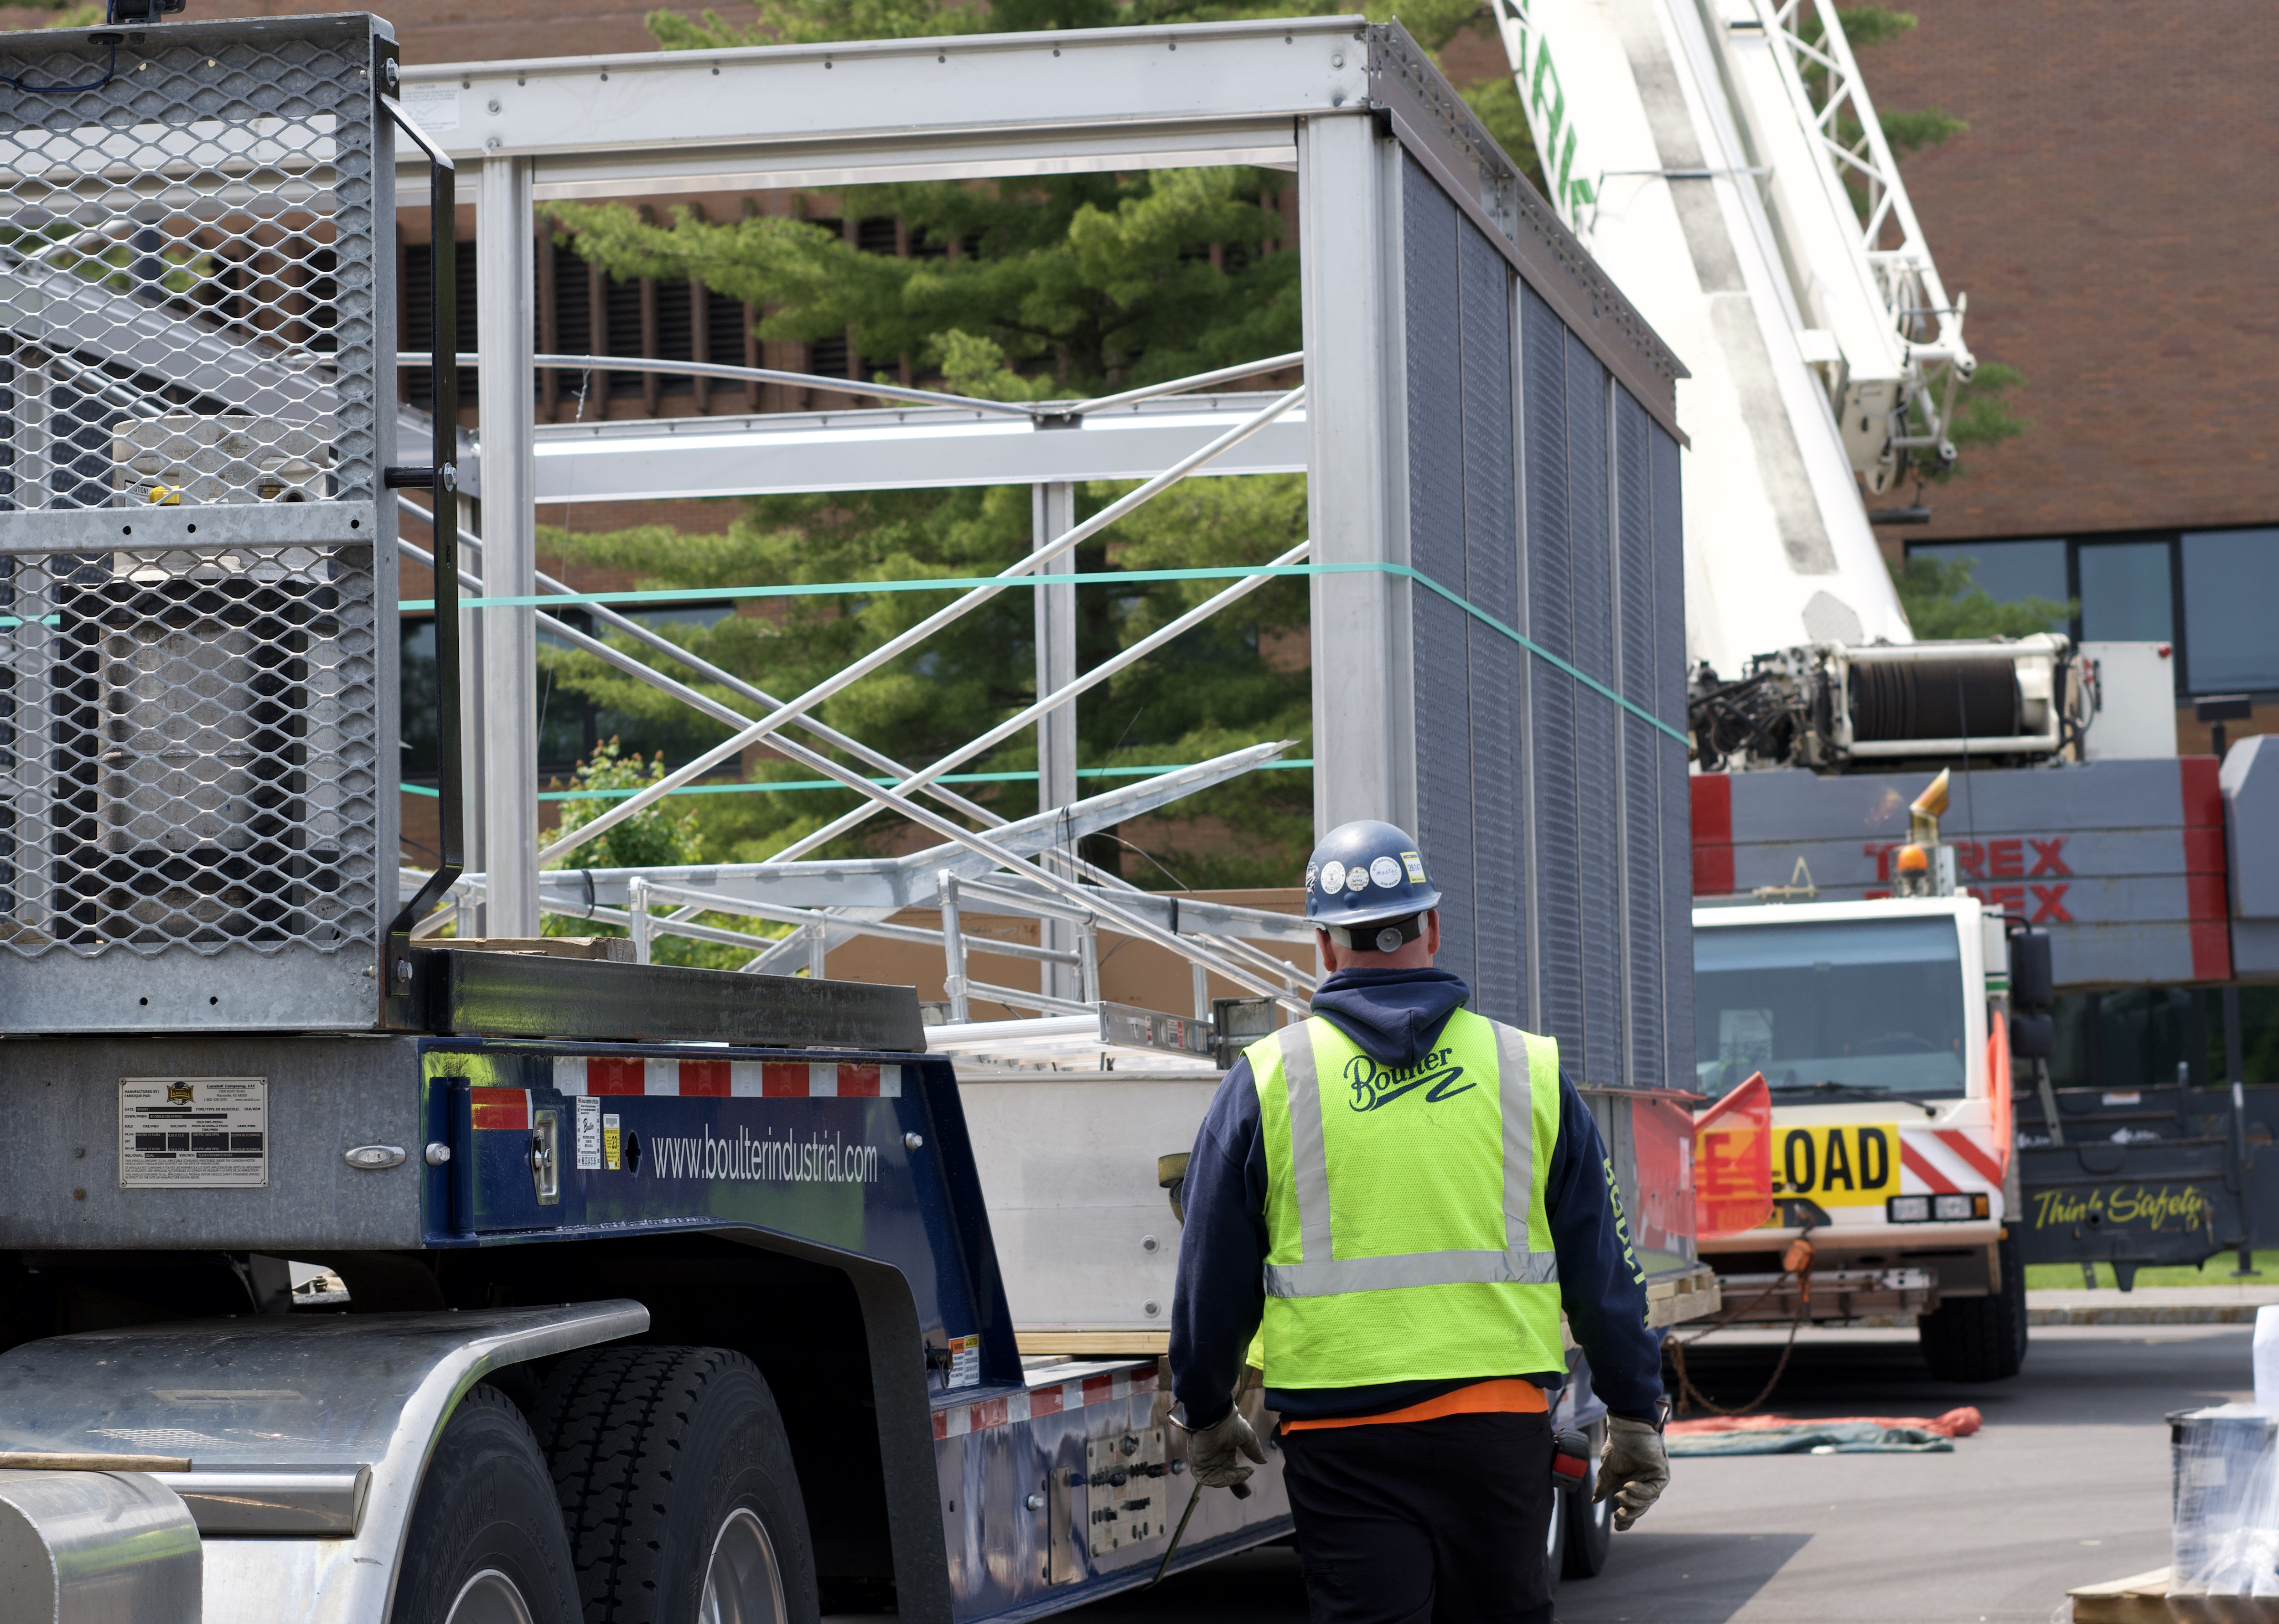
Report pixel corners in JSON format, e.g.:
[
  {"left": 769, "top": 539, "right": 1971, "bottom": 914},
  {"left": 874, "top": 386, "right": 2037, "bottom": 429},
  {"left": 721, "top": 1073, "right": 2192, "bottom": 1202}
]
[{"left": 1169, "top": 967, "right": 1665, "bottom": 1427}]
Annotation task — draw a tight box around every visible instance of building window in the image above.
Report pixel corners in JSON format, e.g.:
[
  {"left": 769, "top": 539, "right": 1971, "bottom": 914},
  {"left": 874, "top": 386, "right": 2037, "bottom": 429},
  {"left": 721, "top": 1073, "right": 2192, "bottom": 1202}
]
[
  {"left": 2077, "top": 540, "right": 2174, "bottom": 645},
  {"left": 1911, "top": 538, "right": 2067, "bottom": 627},
  {"left": 1908, "top": 531, "right": 2279, "bottom": 701},
  {"left": 2182, "top": 528, "right": 2279, "bottom": 694}
]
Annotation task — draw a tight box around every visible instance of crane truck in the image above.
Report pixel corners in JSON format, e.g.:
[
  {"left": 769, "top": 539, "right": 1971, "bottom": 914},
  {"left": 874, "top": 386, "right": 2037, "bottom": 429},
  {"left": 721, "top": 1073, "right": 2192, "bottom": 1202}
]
[{"left": 1498, "top": 0, "right": 2266, "bottom": 1374}]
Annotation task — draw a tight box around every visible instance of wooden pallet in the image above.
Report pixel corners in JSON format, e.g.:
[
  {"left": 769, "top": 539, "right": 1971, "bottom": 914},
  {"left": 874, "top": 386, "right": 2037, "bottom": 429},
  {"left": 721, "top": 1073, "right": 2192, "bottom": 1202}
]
[
  {"left": 2069, "top": 1566, "right": 2279, "bottom": 1622},
  {"left": 1016, "top": 1332, "right": 1169, "bottom": 1358}
]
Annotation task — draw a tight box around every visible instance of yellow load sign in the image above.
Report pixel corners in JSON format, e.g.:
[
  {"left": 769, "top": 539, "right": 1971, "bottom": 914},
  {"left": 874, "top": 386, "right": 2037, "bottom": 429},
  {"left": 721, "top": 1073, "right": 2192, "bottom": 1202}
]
[{"left": 1769, "top": 1124, "right": 1898, "bottom": 1208}]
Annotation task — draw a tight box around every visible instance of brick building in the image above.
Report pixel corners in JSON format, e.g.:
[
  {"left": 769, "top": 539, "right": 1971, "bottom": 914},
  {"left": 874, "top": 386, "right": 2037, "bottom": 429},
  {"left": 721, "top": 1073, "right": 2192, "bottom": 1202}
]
[{"left": 1833, "top": 1, "right": 2279, "bottom": 751}]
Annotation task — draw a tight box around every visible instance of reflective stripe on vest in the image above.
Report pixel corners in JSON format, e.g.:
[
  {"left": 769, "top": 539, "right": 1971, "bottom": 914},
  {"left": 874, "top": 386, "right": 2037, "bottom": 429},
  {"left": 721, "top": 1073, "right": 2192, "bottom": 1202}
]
[{"left": 1258, "top": 1014, "right": 1561, "bottom": 1298}]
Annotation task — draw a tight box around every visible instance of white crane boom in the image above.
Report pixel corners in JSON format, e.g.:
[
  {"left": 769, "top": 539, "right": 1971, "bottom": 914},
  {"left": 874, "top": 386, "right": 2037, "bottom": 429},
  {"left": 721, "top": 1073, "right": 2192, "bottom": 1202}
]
[{"left": 1492, "top": 0, "right": 1977, "bottom": 673}]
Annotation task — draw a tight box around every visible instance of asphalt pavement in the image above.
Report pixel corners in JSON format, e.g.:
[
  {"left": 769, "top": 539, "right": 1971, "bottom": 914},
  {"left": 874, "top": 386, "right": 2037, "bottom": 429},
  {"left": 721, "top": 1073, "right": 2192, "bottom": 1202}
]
[{"left": 1066, "top": 1324, "right": 2255, "bottom": 1624}]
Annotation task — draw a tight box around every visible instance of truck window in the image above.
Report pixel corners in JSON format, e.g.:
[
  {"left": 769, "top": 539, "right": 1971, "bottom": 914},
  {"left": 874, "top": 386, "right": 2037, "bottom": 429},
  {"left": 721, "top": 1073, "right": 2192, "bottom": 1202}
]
[{"left": 1695, "top": 918, "right": 1968, "bottom": 1099}]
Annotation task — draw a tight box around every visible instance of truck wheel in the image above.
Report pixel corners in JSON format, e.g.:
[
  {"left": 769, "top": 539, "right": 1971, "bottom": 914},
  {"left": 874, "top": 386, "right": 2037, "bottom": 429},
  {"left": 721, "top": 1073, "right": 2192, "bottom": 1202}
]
[
  {"left": 538, "top": 1345, "right": 820, "bottom": 1624},
  {"left": 1916, "top": 1236, "right": 2029, "bottom": 1382},
  {"left": 1561, "top": 1422, "right": 1614, "bottom": 1579},
  {"left": 1542, "top": 1472, "right": 1568, "bottom": 1586},
  {"left": 391, "top": 1385, "right": 582, "bottom": 1624}
]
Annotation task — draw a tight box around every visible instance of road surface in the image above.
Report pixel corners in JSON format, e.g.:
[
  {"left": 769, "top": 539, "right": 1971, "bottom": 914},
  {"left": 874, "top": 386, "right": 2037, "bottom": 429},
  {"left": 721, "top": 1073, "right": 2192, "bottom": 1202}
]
[{"left": 1068, "top": 1324, "right": 2251, "bottom": 1624}]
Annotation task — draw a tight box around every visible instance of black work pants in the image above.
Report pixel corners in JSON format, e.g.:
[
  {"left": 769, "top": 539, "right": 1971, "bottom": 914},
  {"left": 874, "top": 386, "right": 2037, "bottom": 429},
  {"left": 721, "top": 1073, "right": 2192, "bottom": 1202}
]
[{"left": 1279, "top": 1411, "right": 1554, "bottom": 1624}]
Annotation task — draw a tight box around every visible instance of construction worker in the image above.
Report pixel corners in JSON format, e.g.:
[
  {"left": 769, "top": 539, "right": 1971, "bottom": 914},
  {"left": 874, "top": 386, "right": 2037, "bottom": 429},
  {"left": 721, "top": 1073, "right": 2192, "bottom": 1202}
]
[{"left": 1168, "top": 819, "right": 1670, "bottom": 1624}]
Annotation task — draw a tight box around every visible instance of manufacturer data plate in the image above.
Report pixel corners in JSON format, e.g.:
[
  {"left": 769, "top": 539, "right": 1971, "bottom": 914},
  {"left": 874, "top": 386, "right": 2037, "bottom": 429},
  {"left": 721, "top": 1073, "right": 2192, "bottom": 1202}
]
[{"left": 119, "top": 1076, "right": 269, "bottom": 1189}]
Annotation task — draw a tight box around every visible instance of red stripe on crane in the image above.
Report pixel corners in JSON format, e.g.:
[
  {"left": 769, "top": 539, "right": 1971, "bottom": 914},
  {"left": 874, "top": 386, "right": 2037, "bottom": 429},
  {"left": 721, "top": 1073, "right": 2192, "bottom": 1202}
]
[
  {"left": 1933, "top": 1129, "right": 2004, "bottom": 1187},
  {"left": 1900, "top": 1141, "right": 1957, "bottom": 1195}
]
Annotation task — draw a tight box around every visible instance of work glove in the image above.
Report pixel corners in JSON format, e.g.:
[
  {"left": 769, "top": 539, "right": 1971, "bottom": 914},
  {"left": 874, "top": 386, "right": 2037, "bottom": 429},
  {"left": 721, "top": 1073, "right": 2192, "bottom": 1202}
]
[
  {"left": 1186, "top": 1408, "right": 1267, "bottom": 1489},
  {"left": 1594, "top": 1416, "right": 1670, "bottom": 1532}
]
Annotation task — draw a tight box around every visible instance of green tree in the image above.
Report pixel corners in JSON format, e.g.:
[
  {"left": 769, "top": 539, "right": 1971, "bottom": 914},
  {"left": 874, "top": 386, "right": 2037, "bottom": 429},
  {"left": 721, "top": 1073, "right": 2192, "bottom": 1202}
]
[
  {"left": 1886, "top": 553, "right": 2072, "bottom": 640},
  {"left": 539, "top": 739, "right": 775, "bottom": 966}
]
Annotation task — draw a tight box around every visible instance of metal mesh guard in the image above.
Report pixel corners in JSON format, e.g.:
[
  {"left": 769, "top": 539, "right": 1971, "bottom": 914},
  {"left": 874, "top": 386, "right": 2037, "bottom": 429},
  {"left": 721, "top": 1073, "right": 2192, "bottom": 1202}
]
[
  {"left": 0, "top": 20, "right": 377, "bottom": 512},
  {"left": 3, "top": 542, "right": 380, "bottom": 956},
  {"left": 0, "top": 18, "right": 388, "bottom": 1006}
]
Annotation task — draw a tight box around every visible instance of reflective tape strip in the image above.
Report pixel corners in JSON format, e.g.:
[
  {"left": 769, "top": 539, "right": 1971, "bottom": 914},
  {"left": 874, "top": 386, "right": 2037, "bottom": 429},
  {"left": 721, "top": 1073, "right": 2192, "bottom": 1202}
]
[
  {"left": 1497, "top": 1024, "right": 1534, "bottom": 1256},
  {"left": 549, "top": 1057, "right": 905, "bottom": 1098},
  {"left": 1278, "top": 1024, "right": 1335, "bottom": 1265},
  {"left": 1933, "top": 1127, "right": 2004, "bottom": 1186},
  {"left": 932, "top": 1365, "right": 1157, "bottom": 1439},
  {"left": 469, "top": 1088, "right": 531, "bottom": 1131},
  {"left": 1264, "top": 1246, "right": 1560, "bottom": 1297},
  {"left": 678, "top": 1060, "right": 730, "bottom": 1097},
  {"left": 1264, "top": 1015, "right": 1559, "bottom": 1300}
]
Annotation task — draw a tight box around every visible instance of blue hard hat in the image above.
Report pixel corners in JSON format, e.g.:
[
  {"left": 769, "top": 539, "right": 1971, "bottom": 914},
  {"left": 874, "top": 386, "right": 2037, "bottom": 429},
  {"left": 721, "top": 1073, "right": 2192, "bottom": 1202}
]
[{"left": 1304, "top": 820, "right": 1441, "bottom": 934}]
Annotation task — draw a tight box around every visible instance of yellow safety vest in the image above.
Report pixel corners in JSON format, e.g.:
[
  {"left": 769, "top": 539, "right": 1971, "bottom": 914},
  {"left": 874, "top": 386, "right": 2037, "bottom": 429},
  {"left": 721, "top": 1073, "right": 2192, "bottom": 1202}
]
[{"left": 1246, "top": 1009, "right": 1565, "bottom": 1389}]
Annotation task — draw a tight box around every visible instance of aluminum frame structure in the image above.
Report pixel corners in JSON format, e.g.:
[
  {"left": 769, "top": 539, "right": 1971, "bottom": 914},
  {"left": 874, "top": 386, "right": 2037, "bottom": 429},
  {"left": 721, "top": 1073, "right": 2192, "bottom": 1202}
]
[{"left": 383, "top": 16, "right": 1695, "bottom": 1088}]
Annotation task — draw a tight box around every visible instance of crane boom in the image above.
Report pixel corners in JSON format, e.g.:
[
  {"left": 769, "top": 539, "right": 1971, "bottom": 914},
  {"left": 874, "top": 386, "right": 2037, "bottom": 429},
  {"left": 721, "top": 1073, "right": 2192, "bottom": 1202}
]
[{"left": 1492, "top": 0, "right": 1977, "bottom": 672}]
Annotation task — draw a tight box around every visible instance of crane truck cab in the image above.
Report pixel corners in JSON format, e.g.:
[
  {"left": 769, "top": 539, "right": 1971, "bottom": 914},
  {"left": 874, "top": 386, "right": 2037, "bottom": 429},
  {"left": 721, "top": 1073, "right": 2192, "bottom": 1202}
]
[{"left": 1691, "top": 890, "right": 2027, "bottom": 1381}]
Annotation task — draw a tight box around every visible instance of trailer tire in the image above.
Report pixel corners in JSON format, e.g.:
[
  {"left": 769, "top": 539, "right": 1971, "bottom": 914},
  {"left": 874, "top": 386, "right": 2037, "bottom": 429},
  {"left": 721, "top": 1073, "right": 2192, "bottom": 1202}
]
[
  {"left": 1542, "top": 1473, "right": 1568, "bottom": 1586},
  {"left": 538, "top": 1345, "right": 820, "bottom": 1624},
  {"left": 1916, "top": 1236, "right": 2028, "bottom": 1382},
  {"left": 390, "top": 1384, "right": 582, "bottom": 1624},
  {"left": 1561, "top": 1422, "right": 1614, "bottom": 1579}
]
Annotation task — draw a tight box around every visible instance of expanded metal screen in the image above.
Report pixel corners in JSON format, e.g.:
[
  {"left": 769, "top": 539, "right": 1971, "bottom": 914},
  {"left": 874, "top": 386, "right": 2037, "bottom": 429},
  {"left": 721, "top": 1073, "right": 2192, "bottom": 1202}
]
[
  {"left": 1400, "top": 155, "right": 1689, "bottom": 1092},
  {"left": 0, "top": 16, "right": 397, "bottom": 1031}
]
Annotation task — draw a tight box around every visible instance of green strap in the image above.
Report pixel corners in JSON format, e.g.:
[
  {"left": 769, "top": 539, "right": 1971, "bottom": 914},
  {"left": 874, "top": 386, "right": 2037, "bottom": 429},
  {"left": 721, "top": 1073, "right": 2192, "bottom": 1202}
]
[
  {"left": 405, "top": 756, "right": 1316, "bottom": 801},
  {"left": 399, "top": 561, "right": 1685, "bottom": 743}
]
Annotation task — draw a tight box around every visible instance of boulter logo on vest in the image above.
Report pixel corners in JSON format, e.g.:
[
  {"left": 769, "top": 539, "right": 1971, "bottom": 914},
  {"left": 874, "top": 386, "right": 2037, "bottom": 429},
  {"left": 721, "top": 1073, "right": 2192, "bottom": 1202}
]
[{"left": 1345, "top": 1047, "right": 1475, "bottom": 1112}]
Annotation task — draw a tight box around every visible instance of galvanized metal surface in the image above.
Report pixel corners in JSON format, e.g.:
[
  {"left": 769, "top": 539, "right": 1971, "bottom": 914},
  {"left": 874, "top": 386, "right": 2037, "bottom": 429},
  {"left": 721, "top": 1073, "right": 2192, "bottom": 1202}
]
[
  {"left": 959, "top": 1075, "right": 1210, "bottom": 1331},
  {"left": 0, "top": 1303, "right": 646, "bottom": 1624},
  {"left": 413, "top": 946, "right": 926, "bottom": 1049},
  {"left": 145, "top": 1465, "right": 368, "bottom": 1535},
  {"left": 1300, "top": 109, "right": 1414, "bottom": 841},
  {"left": 0, "top": 1467, "right": 201, "bottom": 1624},
  {"left": 0, "top": 1033, "right": 426, "bottom": 1249},
  {"left": 514, "top": 393, "right": 1307, "bottom": 503},
  {"left": 0, "top": 15, "right": 398, "bottom": 1032},
  {"left": 932, "top": 1367, "right": 1292, "bottom": 1620}
]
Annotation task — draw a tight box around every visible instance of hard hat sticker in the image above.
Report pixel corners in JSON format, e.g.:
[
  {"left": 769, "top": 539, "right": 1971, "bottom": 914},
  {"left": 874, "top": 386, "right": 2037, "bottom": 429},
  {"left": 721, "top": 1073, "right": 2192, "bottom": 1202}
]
[
  {"left": 1402, "top": 852, "right": 1427, "bottom": 882},
  {"left": 1369, "top": 855, "right": 1402, "bottom": 888},
  {"left": 1346, "top": 866, "right": 1371, "bottom": 893},
  {"left": 1320, "top": 860, "right": 1347, "bottom": 894}
]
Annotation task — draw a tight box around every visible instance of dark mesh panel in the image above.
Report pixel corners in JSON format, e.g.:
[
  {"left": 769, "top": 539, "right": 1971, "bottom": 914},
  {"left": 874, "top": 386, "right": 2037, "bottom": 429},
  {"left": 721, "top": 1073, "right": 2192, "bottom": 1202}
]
[
  {"left": 1403, "top": 155, "right": 1477, "bottom": 994},
  {"left": 1616, "top": 388, "right": 1663, "bottom": 1089},
  {"left": 1460, "top": 220, "right": 1522, "bottom": 1026},
  {"left": 1653, "top": 425, "right": 1694, "bottom": 1092},
  {"left": 1567, "top": 331, "right": 1621, "bottom": 1087},
  {"left": 1522, "top": 286, "right": 1582, "bottom": 1076}
]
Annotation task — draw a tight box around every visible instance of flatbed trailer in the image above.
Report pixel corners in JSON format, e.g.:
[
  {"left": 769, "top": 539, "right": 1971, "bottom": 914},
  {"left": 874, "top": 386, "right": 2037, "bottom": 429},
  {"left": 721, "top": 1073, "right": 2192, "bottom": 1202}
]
[{"left": 0, "top": 952, "right": 1295, "bottom": 1620}]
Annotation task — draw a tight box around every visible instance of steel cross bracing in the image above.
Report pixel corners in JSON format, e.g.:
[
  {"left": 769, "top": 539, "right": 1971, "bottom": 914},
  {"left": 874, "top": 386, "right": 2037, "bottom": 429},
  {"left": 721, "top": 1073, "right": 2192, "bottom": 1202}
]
[
  {"left": 398, "top": 354, "right": 1308, "bottom": 503},
  {"left": 391, "top": 497, "right": 1320, "bottom": 1011}
]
